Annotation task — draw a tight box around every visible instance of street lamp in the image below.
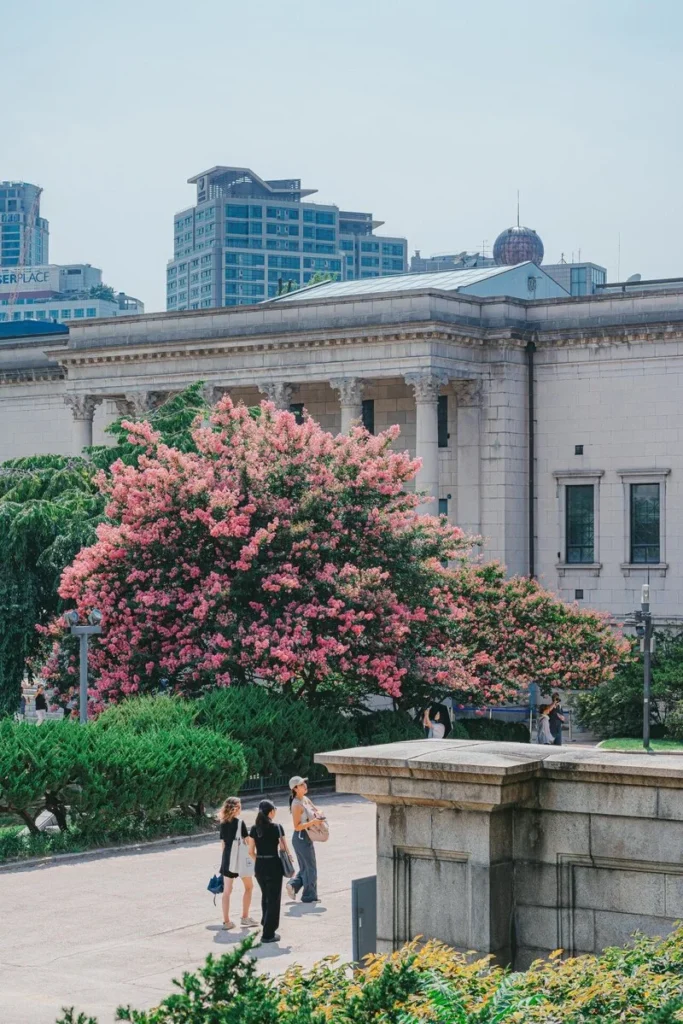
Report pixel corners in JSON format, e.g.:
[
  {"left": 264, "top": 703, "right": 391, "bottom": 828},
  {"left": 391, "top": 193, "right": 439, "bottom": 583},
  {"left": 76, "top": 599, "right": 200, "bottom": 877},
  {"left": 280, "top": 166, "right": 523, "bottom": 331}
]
[
  {"left": 633, "top": 584, "right": 654, "bottom": 754},
  {"left": 64, "top": 609, "right": 102, "bottom": 724}
]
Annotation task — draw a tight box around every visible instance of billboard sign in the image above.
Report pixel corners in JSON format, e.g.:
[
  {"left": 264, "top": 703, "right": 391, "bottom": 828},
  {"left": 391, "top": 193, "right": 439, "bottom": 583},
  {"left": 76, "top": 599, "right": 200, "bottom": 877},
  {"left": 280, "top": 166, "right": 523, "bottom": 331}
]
[{"left": 0, "top": 266, "right": 60, "bottom": 296}]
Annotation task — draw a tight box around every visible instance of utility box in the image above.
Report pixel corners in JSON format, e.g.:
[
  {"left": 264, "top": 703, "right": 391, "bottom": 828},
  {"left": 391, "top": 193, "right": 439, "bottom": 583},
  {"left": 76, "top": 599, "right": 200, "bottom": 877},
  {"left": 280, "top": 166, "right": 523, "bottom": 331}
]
[{"left": 352, "top": 875, "right": 377, "bottom": 964}]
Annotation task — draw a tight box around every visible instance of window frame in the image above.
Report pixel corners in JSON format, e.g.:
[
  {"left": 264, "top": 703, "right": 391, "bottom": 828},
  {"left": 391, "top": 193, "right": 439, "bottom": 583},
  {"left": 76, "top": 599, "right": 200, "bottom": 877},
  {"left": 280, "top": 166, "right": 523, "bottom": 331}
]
[
  {"left": 553, "top": 470, "right": 604, "bottom": 575},
  {"left": 618, "top": 469, "right": 670, "bottom": 573},
  {"left": 565, "top": 483, "right": 595, "bottom": 564}
]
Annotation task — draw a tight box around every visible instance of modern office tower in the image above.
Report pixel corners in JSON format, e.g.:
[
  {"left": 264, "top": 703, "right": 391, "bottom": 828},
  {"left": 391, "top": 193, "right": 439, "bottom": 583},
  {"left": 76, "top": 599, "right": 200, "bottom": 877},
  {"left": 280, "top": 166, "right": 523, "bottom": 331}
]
[
  {"left": 0, "top": 264, "right": 144, "bottom": 324},
  {"left": 166, "top": 166, "right": 408, "bottom": 310},
  {"left": 0, "top": 181, "right": 49, "bottom": 266}
]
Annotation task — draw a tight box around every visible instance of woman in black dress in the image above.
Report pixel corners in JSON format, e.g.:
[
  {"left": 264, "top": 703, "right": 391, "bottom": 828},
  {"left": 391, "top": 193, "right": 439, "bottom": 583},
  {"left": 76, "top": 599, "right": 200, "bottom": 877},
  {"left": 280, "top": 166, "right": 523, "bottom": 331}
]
[
  {"left": 217, "top": 797, "right": 257, "bottom": 930},
  {"left": 247, "top": 799, "right": 292, "bottom": 944}
]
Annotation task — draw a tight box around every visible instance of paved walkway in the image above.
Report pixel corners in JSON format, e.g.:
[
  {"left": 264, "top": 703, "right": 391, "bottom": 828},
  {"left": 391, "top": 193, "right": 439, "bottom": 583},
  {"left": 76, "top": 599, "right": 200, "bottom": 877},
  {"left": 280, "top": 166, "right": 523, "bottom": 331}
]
[{"left": 0, "top": 794, "right": 375, "bottom": 1024}]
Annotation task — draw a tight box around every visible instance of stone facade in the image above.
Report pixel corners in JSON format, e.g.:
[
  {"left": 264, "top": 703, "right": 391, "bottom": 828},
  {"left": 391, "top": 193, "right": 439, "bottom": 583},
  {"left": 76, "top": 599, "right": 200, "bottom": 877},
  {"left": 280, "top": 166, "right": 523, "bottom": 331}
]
[
  {"left": 316, "top": 739, "right": 683, "bottom": 967},
  {"left": 2, "top": 282, "right": 683, "bottom": 615}
]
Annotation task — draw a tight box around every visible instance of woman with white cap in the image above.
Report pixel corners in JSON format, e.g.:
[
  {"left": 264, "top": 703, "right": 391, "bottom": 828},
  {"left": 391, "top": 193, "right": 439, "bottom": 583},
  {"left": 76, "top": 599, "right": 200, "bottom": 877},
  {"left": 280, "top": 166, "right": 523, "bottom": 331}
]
[{"left": 286, "top": 776, "right": 323, "bottom": 903}]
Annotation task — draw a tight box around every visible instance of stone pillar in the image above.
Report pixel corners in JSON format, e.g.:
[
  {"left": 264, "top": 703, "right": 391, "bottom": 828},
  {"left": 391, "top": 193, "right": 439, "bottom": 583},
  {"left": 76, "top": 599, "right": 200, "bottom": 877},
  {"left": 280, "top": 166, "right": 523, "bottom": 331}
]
[
  {"left": 258, "top": 381, "right": 293, "bottom": 410},
  {"left": 454, "top": 379, "right": 483, "bottom": 537},
  {"left": 330, "top": 377, "right": 364, "bottom": 432},
  {"left": 202, "top": 383, "right": 228, "bottom": 407},
  {"left": 317, "top": 740, "right": 683, "bottom": 968},
  {"left": 64, "top": 395, "right": 100, "bottom": 454},
  {"left": 405, "top": 372, "right": 448, "bottom": 515}
]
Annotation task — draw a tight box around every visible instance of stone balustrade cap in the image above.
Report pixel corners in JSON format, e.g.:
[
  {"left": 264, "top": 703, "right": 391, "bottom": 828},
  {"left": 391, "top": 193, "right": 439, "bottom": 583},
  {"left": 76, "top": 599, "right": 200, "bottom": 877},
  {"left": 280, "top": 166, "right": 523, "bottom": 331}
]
[{"left": 316, "top": 739, "right": 551, "bottom": 779}]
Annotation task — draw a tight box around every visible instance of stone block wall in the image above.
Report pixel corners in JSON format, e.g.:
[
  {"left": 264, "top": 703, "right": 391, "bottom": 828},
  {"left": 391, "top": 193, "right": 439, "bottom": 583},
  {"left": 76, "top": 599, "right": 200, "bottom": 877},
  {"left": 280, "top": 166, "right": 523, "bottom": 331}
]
[{"left": 317, "top": 740, "right": 683, "bottom": 968}]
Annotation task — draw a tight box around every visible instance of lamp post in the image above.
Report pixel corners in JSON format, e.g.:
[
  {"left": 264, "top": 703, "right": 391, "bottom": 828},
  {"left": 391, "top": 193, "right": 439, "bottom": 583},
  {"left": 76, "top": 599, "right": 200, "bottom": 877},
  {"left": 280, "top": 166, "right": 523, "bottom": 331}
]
[
  {"left": 64, "top": 610, "right": 102, "bottom": 724},
  {"left": 634, "top": 584, "right": 654, "bottom": 753}
]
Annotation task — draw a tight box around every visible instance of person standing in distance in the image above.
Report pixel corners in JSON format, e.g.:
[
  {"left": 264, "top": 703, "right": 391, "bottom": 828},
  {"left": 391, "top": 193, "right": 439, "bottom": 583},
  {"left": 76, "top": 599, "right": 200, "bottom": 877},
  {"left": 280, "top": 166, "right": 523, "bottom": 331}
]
[
  {"left": 247, "top": 800, "right": 291, "bottom": 944},
  {"left": 34, "top": 685, "right": 48, "bottom": 725},
  {"left": 548, "top": 693, "right": 566, "bottom": 746},
  {"left": 423, "top": 707, "right": 446, "bottom": 739},
  {"left": 286, "top": 777, "right": 323, "bottom": 904}
]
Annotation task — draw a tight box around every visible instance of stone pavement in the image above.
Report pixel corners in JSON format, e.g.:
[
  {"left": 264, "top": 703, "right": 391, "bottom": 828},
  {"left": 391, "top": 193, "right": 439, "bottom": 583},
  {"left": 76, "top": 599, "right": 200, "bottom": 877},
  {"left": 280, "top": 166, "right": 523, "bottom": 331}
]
[{"left": 0, "top": 794, "right": 375, "bottom": 1024}]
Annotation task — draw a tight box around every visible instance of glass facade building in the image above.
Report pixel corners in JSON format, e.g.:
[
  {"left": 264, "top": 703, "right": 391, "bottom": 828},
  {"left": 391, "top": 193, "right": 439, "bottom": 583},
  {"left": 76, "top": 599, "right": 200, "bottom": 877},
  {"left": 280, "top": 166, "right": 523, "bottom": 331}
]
[
  {"left": 166, "top": 166, "right": 408, "bottom": 310},
  {"left": 0, "top": 182, "right": 49, "bottom": 267}
]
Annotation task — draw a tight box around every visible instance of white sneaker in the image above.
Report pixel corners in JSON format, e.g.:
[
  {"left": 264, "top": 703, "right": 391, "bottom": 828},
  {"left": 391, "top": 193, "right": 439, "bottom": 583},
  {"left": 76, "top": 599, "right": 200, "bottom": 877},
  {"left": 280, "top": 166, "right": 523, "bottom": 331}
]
[
  {"left": 286, "top": 882, "right": 297, "bottom": 901},
  {"left": 241, "top": 916, "right": 259, "bottom": 927}
]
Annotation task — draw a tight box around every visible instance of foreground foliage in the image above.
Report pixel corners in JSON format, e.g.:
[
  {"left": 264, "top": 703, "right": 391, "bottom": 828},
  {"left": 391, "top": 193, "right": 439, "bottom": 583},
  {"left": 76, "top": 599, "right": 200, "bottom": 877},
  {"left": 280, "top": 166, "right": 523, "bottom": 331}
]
[
  {"left": 56, "top": 926, "right": 683, "bottom": 1023},
  {"left": 38, "top": 394, "right": 627, "bottom": 714}
]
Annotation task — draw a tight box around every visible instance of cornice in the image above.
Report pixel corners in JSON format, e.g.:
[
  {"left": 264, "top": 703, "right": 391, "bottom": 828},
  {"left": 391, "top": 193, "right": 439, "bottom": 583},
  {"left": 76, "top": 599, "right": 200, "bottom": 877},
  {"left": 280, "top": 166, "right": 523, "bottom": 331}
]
[
  {"left": 48, "top": 324, "right": 491, "bottom": 369},
  {"left": 535, "top": 323, "right": 683, "bottom": 348}
]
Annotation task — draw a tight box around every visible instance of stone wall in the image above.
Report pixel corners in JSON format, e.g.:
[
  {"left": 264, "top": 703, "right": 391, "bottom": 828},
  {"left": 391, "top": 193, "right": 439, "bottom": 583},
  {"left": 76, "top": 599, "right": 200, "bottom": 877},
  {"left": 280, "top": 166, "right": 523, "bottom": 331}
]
[{"left": 316, "top": 739, "right": 683, "bottom": 968}]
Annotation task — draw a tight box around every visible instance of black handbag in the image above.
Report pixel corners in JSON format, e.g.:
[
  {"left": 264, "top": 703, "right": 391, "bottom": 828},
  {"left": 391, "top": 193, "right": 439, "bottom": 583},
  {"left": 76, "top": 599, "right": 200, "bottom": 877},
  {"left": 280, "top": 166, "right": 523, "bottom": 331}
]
[{"left": 277, "top": 824, "right": 295, "bottom": 878}]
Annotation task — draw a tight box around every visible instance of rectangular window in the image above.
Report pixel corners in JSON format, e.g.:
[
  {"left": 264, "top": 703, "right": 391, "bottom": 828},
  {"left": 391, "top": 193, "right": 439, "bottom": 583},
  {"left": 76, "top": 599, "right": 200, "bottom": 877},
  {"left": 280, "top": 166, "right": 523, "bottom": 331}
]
[
  {"left": 303, "top": 209, "right": 314, "bottom": 222},
  {"left": 361, "top": 256, "right": 380, "bottom": 267},
  {"left": 438, "top": 498, "right": 448, "bottom": 517},
  {"left": 227, "top": 221, "right": 249, "bottom": 235},
  {"left": 74, "top": 308, "right": 85, "bottom": 318},
  {"left": 315, "top": 227, "right": 335, "bottom": 241},
  {"left": 630, "top": 483, "right": 660, "bottom": 563},
  {"left": 226, "top": 204, "right": 248, "bottom": 218},
  {"left": 86, "top": 307, "right": 96, "bottom": 317},
  {"left": 49, "top": 310, "right": 59, "bottom": 319},
  {"left": 566, "top": 484, "right": 595, "bottom": 563},
  {"left": 362, "top": 399, "right": 375, "bottom": 434},
  {"left": 437, "top": 395, "right": 448, "bottom": 448},
  {"left": 315, "top": 211, "right": 335, "bottom": 224},
  {"left": 61, "top": 309, "right": 72, "bottom": 318},
  {"left": 289, "top": 403, "right": 304, "bottom": 424}
]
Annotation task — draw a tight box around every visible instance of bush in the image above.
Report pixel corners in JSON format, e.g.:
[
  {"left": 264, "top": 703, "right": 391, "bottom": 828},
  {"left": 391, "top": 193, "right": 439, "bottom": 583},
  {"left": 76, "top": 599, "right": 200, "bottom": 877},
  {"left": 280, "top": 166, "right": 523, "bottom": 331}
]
[
  {"left": 56, "top": 927, "right": 683, "bottom": 1023},
  {"left": 95, "top": 694, "right": 197, "bottom": 733},
  {"left": 197, "top": 686, "right": 356, "bottom": 781},
  {"left": 351, "top": 709, "right": 425, "bottom": 746},
  {"left": 0, "top": 714, "right": 247, "bottom": 845},
  {"left": 457, "top": 717, "right": 530, "bottom": 743}
]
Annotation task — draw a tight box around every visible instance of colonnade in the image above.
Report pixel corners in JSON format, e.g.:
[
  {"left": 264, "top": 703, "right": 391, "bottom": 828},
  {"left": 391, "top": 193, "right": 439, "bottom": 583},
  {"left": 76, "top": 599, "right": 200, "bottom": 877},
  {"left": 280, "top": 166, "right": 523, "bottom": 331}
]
[{"left": 63, "top": 371, "right": 482, "bottom": 522}]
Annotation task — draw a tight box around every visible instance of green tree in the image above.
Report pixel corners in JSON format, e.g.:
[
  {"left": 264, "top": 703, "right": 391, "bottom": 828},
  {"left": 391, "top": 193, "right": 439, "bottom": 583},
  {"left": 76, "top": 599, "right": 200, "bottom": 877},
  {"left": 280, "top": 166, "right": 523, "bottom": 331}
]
[{"left": 88, "top": 284, "right": 116, "bottom": 302}]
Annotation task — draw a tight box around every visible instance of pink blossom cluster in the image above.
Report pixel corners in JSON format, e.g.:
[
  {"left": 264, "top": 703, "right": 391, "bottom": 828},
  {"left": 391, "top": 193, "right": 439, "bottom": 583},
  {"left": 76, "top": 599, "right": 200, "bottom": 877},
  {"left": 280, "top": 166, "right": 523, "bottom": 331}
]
[{"left": 38, "top": 397, "right": 628, "bottom": 709}]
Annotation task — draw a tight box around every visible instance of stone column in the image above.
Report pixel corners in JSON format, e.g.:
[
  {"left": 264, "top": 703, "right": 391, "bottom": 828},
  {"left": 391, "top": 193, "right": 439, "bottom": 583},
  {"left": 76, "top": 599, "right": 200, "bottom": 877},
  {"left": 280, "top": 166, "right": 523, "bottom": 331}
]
[
  {"left": 454, "top": 379, "right": 483, "bottom": 537},
  {"left": 330, "top": 377, "right": 364, "bottom": 432},
  {"left": 405, "top": 372, "right": 448, "bottom": 515},
  {"left": 64, "top": 395, "right": 100, "bottom": 454},
  {"left": 258, "top": 381, "right": 293, "bottom": 410}
]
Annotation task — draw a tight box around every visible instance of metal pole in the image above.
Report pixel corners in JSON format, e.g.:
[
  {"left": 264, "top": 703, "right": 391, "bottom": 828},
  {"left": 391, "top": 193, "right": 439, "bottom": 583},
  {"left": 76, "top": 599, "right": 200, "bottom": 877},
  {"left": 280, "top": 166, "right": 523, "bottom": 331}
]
[
  {"left": 642, "top": 584, "right": 652, "bottom": 752},
  {"left": 80, "top": 633, "right": 89, "bottom": 725}
]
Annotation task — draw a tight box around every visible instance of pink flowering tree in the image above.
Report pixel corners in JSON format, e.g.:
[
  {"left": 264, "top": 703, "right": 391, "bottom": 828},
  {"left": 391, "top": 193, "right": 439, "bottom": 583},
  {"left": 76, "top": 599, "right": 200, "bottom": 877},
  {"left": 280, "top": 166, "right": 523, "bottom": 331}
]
[{"left": 37, "top": 397, "right": 627, "bottom": 712}]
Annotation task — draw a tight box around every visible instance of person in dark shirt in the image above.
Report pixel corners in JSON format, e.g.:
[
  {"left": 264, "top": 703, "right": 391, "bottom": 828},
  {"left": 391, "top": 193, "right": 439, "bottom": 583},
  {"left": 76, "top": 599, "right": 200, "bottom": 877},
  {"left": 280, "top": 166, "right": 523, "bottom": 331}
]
[
  {"left": 548, "top": 693, "right": 565, "bottom": 746},
  {"left": 217, "top": 797, "right": 256, "bottom": 930},
  {"left": 247, "top": 800, "right": 292, "bottom": 944},
  {"left": 34, "top": 686, "right": 48, "bottom": 725}
]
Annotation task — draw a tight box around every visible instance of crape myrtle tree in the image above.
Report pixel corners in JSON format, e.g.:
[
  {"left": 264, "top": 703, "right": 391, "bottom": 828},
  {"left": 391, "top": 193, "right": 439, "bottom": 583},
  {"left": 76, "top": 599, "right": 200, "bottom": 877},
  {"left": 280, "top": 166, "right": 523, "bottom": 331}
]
[
  {"left": 37, "top": 395, "right": 628, "bottom": 714},
  {"left": 0, "top": 385, "right": 208, "bottom": 715}
]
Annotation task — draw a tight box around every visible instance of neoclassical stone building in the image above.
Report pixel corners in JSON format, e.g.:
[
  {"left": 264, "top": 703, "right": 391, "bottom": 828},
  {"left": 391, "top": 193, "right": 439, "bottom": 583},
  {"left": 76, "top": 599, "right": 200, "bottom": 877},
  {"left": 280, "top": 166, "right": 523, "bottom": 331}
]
[{"left": 2, "top": 269, "right": 682, "bottom": 621}]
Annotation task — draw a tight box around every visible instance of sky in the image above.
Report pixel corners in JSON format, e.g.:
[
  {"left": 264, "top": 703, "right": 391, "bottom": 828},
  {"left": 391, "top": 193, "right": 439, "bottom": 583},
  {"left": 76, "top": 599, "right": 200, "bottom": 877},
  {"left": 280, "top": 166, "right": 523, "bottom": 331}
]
[{"left": 4, "top": 0, "right": 683, "bottom": 312}]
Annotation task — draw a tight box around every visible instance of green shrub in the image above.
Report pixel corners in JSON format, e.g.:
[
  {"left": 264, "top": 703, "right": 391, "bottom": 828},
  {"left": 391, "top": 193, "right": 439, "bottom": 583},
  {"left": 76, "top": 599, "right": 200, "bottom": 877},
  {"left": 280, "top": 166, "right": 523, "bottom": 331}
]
[
  {"left": 196, "top": 686, "right": 356, "bottom": 780},
  {"left": 95, "top": 694, "right": 197, "bottom": 733},
  {"left": 56, "top": 926, "right": 683, "bottom": 1023},
  {"left": 351, "top": 709, "right": 425, "bottom": 746},
  {"left": 457, "top": 717, "right": 530, "bottom": 743}
]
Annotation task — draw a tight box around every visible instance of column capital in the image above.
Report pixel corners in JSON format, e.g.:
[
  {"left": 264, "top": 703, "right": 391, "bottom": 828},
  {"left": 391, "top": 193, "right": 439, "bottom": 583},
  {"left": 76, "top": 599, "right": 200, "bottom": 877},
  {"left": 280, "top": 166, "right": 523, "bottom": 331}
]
[
  {"left": 329, "top": 376, "right": 365, "bottom": 405},
  {"left": 202, "top": 383, "right": 229, "bottom": 406},
  {"left": 453, "top": 378, "right": 483, "bottom": 405},
  {"left": 64, "top": 394, "right": 100, "bottom": 421},
  {"left": 258, "top": 381, "right": 294, "bottom": 409},
  {"left": 116, "top": 392, "right": 155, "bottom": 419},
  {"left": 405, "top": 371, "right": 449, "bottom": 403}
]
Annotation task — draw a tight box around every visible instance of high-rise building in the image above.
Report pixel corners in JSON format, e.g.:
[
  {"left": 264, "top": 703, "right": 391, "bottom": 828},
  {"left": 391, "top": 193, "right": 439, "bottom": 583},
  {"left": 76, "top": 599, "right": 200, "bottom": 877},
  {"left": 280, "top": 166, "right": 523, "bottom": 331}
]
[
  {"left": 166, "top": 166, "right": 408, "bottom": 310},
  {"left": 0, "top": 263, "right": 144, "bottom": 324},
  {"left": 0, "top": 181, "right": 49, "bottom": 266}
]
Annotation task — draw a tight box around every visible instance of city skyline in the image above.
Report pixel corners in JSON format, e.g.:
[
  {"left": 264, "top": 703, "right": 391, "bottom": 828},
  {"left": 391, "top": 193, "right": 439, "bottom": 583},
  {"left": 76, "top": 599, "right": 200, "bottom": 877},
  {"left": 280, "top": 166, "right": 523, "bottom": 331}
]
[{"left": 5, "top": 0, "right": 683, "bottom": 312}]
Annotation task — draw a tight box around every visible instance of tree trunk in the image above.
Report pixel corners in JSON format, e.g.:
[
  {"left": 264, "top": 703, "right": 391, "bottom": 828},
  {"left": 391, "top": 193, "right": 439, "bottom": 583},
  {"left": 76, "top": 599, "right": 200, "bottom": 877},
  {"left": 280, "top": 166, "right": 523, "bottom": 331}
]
[{"left": 45, "top": 791, "right": 69, "bottom": 832}]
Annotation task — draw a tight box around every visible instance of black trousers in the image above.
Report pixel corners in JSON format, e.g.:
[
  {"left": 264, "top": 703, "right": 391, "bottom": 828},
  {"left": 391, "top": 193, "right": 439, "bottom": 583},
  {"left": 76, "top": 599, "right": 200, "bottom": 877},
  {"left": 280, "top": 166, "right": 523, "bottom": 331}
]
[{"left": 255, "top": 859, "right": 283, "bottom": 940}]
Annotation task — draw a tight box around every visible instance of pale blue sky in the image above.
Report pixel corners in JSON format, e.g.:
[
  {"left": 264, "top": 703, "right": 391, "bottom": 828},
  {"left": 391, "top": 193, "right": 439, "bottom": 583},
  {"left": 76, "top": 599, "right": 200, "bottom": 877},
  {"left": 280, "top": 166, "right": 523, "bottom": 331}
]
[{"left": 5, "top": 0, "right": 683, "bottom": 311}]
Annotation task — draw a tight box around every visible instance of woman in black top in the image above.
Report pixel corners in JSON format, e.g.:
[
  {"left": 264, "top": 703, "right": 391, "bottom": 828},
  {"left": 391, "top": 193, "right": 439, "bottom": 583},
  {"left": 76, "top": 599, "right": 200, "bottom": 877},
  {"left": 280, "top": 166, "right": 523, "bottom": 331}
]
[
  {"left": 217, "top": 797, "right": 257, "bottom": 930},
  {"left": 34, "top": 685, "right": 48, "bottom": 725},
  {"left": 247, "top": 800, "right": 292, "bottom": 944}
]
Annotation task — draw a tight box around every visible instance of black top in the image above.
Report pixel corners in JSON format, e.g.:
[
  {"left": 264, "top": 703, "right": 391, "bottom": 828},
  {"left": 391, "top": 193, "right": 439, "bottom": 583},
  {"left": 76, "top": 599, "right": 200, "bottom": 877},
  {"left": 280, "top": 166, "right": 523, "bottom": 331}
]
[
  {"left": 548, "top": 704, "right": 563, "bottom": 733},
  {"left": 249, "top": 821, "right": 283, "bottom": 857},
  {"left": 219, "top": 818, "right": 248, "bottom": 845},
  {"left": 35, "top": 693, "right": 47, "bottom": 711}
]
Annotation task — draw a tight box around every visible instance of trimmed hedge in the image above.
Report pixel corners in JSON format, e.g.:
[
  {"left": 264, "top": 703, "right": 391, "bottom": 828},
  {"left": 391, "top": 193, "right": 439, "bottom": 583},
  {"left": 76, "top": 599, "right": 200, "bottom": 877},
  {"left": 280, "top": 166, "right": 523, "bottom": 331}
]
[
  {"left": 57, "top": 926, "right": 683, "bottom": 1023},
  {"left": 0, "top": 716, "right": 246, "bottom": 841},
  {"left": 457, "top": 717, "right": 530, "bottom": 743}
]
